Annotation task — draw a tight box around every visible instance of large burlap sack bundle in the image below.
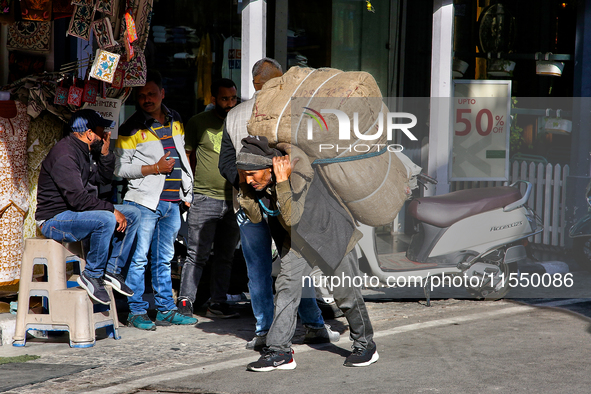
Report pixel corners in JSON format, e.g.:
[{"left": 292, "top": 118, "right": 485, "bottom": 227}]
[
  {"left": 248, "top": 67, "right": 384, "bottom": 158},
  {"left": 247, "top": 67, "right": 416, "bottom": 227}
]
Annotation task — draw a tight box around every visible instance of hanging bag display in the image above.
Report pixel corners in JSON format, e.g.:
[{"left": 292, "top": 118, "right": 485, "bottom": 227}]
[
  {"left": 92, "top": 17, "right": 117, "bottom": 49},
  {"left": 82, "top": 78, "right": 98, "bottom": 104},
  {"left": 67, "top": 4, "right": 95, "bottom": 40},
  {"left": 89, "top": 48, "right": 121, "bottom": 83},
  {"left": 67, "top": 77, "right": 83, "bottom": 106},
  {"left": 53, "top": 80, "right": 68, "bottom": 106}
]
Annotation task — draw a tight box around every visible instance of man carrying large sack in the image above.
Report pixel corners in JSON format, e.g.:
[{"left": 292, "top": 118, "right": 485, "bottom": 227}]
[{"left": 237, "top": 136, "right": 378, "bottom": 372}]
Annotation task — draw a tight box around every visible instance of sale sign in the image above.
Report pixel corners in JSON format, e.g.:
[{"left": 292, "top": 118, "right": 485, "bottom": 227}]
[{"left": 452, "top": 80, "right": 511, "bottom": 181}]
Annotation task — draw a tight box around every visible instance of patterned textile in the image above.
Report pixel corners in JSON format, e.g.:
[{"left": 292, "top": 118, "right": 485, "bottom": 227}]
[
  {"left": 120, "top": 51, "right": 146, "bottom": 87},
  {"left": 67, "top": 85, "right": 83, "bottom": 106},
  {"left": 124, "top": 34, "right": 134, "bottom": 61},
  {"left": 111, "top": 66, "right": 124, "bottom": 89},
  {"left": 71, "top": 0, "right": 93, "bottom": 6},
  {"left": 7, "top": 51, "right": 45, "bottom": 83},
  {"left": 90, "top": 49, "right": 120, "bottom": 83},
  {"left": 82, "top": 80, "right": 98, "bottom": 103},
  {"left": 67, "top": 4, "right": 95, "bottom": 40},
  {"left": 0, "top": 101, "right": 30, "bottom": 285},
  {"left": 94, "top": 0, "right": 114, "bottom": 15},
  {"left": 1, "top": 0, "right": 11, "bottom": 14},
  {"left": 54, "top": 85, "right": 68, "bottom": 105},
  {"left": 7, "top": 21, "right": 51, "bottom": 53},
  {"left": 122, "top": 0, "right": 152, "bottom": 51},
  {"left": 92, "top": 17, "right": 117, "bottom": 49},
  {"left": 23, "top": 112, "right": 64, "bottom": 241},
  {"left": 52, "top": 0, "right": 74, "bottom": 19},
  {"left": 20, "top": 0, "right": 52, "bottom": 21},
  {"left": 124, "top": 10, "right": 137, "bottom": 43}
]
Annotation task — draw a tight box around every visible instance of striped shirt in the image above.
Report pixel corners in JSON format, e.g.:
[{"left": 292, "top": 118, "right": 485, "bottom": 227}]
[{"left": 148, "top": 118, "right": 182, "bottom": 202}]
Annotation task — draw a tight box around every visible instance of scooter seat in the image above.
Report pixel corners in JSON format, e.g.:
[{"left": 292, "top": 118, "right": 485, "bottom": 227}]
[{"left": 408, "top": 186, "right": 522, "bottom": 228}]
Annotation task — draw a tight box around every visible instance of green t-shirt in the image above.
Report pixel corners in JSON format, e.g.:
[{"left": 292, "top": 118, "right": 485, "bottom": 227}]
[{"left": 185, "top": 110, "right": 232, "bottom": 200}]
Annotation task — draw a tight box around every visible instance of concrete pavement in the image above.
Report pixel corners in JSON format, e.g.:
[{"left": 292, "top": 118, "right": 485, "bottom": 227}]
[{"left": 2, "top": 296, "right": 591, "bottom": 393}]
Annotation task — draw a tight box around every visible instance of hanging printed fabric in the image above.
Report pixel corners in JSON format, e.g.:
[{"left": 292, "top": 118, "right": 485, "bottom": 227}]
[
  {"left": 71, "top": 0, "right": 93, "bottom": 6},
  {"left": 125, "top": 0, "right": 153, "bottom": 51},
  {"left": 92, "top": 17, "right": 117, "bottom": 48},
  {"left": 120, "top": 51, "right": 146, "bottom": 87},
  {"left": 67, "top": 85, "right": 83, "bottom": 106},
  {"left": 124, "top": 34, "right": 134, "bottom": 61},
  {"left": 94, "top": 0, "right": 114, "bottom": 16},
  {"left": 82, "top": 80, "right": 98, "bottom": 103},
  {"left": 7, "top": 21, "right": 51, "bottom": 53},
  {"left": 111, "top": 66, "right": 124, "bottom": 89},
  {"left": 52, "top": 0, "right": 74, "bottom": 19},
  {"left": 89, "top": 49, "right": 121, "bottom": 83},
  {"left": 21, "top": 0, "right": 52, "bottom": 21},
  {"left": 1, "top": 0, "right": 11, "bottom": 15},
  {"left": 124, "top": 9, "right": 138, "bottom": 43},
  {"left": 54, "top": 84, "right": 68, "bottom": 106},
  {"left": 67, "top": 4, "right": 95, "bottom": 40}
]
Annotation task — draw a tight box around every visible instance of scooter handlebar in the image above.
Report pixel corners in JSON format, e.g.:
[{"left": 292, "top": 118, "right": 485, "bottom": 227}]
[{"left": 503, "top": 181, "right": 532, "bottom": 212}]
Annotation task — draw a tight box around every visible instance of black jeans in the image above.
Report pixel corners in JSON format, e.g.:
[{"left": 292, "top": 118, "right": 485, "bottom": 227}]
[{"left": 179, "top": 193, "right": 240, "bottom": 304}]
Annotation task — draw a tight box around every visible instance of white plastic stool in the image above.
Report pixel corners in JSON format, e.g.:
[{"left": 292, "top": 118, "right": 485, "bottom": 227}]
[{"left": 12, "top": 237, "right": 120, "bottom": 348}]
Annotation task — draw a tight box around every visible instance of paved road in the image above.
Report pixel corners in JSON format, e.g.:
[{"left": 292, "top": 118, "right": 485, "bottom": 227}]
[
  {"left": 2, "top": 244, "right": 590, "bottom": 393},
  {"left": 2, "top": 294, "right": 591, "bottom": 393}
]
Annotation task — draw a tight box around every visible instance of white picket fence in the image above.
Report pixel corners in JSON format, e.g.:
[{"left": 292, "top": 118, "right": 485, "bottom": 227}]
[{"left": 451, "top": 161, "right": 570, "bottom": 247}]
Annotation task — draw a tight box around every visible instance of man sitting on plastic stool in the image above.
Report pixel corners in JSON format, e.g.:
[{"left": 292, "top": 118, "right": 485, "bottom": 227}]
[{"left": 36, "top": 109, "right": 140, "bottom": 305}]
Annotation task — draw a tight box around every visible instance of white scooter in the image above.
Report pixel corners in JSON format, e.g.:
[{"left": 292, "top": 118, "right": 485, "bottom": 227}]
[{"left": 354, "top": 180, "right": 541, "bottom": 303}]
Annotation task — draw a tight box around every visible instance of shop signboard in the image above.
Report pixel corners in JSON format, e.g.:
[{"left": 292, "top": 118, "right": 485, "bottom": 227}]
[
  {"left": 83, "top": 97, "right": 122, "bottom": 139},
  {"left": 451, "top": 80, "right": 511, "bottom": 181}
]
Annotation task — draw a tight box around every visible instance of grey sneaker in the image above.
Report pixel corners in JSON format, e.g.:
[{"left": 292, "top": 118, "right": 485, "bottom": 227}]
[
  {"left": 104, "top": 272, "right": 134, "bottom": 297},
  {"left": 246, "top": 334, "right": 267, "bottom": 351},
  {"left": 303, "top": 324, "right": 340, "bottom": 344},
  {"left": 77, "top": 271, "right": 110, "bottom": 305}
]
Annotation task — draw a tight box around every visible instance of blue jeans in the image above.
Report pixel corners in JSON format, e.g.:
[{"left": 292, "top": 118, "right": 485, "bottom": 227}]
[
  {"left": 124, "top": 200, "right": 180, "bottom": 315},
  {"left": 40, "top": 205, "right": 141, "bottom": 278},
  {"left": 236, "top": 209, "right": 324, "bottom": 335},
  {"left": 179, "top": 194, "right": 240, "bottom": 304}
]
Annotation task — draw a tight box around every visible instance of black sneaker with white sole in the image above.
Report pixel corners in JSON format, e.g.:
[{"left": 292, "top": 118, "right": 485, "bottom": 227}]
[
  {"left": 247, "top": 349, "right": 296, "bottom": 372},
  {"left": 343, "top": 341, "right": 379, "bottom": 367},
  {"left": 77, "top": 271, "right": 111, "bottom": 305},
  {"left": 104, "top": 272, "right": 134, "bottom": 297},
  {"left": 176, "top": 298, "right": 193, "bottom": 317}
]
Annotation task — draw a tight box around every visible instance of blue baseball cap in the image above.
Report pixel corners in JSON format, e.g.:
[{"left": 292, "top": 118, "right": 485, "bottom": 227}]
[{"left": 68, "top": 109, "right": 115, "bottom": 134}]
